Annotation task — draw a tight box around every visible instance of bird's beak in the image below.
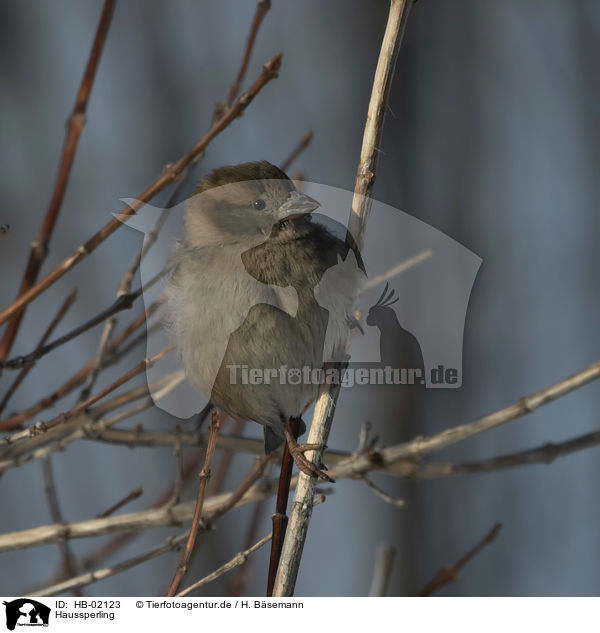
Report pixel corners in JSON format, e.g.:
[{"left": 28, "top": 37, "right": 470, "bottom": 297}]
[{"left": 276, "top": 191, "right": 320, "bottom": 221}]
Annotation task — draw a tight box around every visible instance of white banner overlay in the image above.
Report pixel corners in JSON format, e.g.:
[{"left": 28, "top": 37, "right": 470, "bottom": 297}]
[{"left": 1, "top": 597, "right": 598, "bottom": 633}]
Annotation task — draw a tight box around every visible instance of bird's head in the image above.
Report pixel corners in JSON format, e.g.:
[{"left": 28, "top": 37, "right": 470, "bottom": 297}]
[{"left": 184, "top": 161, "right": 320, "bottom": 246}]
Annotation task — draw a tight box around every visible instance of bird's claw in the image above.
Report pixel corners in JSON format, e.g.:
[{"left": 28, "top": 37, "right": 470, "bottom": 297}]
[{"left": 288, "top": 441, "right": 335, "bottom": 483}]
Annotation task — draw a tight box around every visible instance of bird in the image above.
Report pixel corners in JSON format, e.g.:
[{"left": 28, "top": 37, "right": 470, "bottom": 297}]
[{"left": 164, "top": 161, "right": 365, "bottom": 481}]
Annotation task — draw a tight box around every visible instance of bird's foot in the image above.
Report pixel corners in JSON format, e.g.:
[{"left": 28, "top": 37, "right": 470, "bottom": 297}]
[{"left": 285, "top": 434, "right": 335, "bottom": 483}]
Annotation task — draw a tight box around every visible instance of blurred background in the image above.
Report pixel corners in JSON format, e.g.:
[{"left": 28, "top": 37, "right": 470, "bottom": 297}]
[{"left": 1, "top": 0, "right": 599, "bottom": 596}]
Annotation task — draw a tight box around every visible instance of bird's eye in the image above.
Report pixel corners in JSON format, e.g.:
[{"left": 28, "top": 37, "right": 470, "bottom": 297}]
[{"left": 253, "top": 199, "right": 266, "bottom": 210}]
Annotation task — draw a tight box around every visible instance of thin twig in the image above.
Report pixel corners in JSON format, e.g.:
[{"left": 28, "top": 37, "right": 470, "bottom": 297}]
[
  {"left": 168, "top": 427, "right": 185, "bottom": 507},
  {"left": 224, "top": 0, "right": 272, "bottom": 108},
  {"left": 360, "top": 249, "right": 433, "bottom": 293},
  {"left": 166, "top": 411, "right": 222, "bottom": 596},
  {"left": 0, "top": 269, "right": 166, "bottom": 371},
  {"left": 4, "top": 353, "right": 600, "bottom": 476},
  {"left": 28, "top": 496, "right": 325, "bottom": 597},
  {"left": 0, "top": 288, "right": 77, "bottom": 416},
  {"left": 177, "top": 533, "right": 272, "bottom": 597},
  {"left": 96, "top": 486, "right": 143, "bottom": 519},
  {"left": 0, "top": 300, "right": 160, "bottom": 430},
  {"left": 79, "top": 174, "right": 187, "bottom": 402},
  {"left": 207, "top": 416, "right": 237, "bottom": 495},
  {"left": 343, "top": 359, "right": 600, "bottom": 475},
  {"left": 362, "top": 476, "right": 405, "bottom": 507},
  {"left": 41, "top": 456, "right": 82, "bottom": 596},
  {"left": 29, "top": 533, "right": 188, "bottom": 597},
  {"left": 38, "top": 344, "right": 174, "bottom": 433},
  {"left": 0, "top": 54, "right": 283, "bottom": 329},
  {"left": 4, "top": 350, "right": 600, "bottom": 483},
  {"left": 368, "top": 545, "right": 396, "bottom": 596},
  {"left": 80, "top": 447, "right": 205, "bottom": 571},
  {"left": 280, "top": 130, "right": 314, "bottom": 172},
  {"left": 227, "top": 500, "right": 267, "bottom": 595},
  {"left": 418, "top": 523, "right": 503, "bottom": 596},
  {"left": 0, "top": 0, "right": 117, "bottom": 362},
  {"left": 0, "top": 454, "right": 283, "bottom": 553},
  {"left": 273, "top": 0, "right": 414, "bottom": 597}
]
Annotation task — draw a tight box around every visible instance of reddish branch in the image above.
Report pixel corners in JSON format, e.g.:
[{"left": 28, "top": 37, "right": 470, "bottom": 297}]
[
  {"left": 225, "top": 0, "right": 272, "bottom": 108},
  {"left": 0, "top": 0, "right": 117, "bottom": 361},
  {"left": 418, "top": 523, "right": 503, "bottom": 596},
  {"left": 96, "top": 486, "right": 143, "bottom": 519},
  {"left": 167, "top": 411, "right": 222, "bottom": 596},
  {"left": 281, "top": 130, "right": 314, "bottom": 172},
  {"left": 0, "top": 54, "right": 282, "bottom": 329},
  {"left": 39, "top": 344, "right": 174, "bottom": 433},
  {"left": 267, "top": 419, "right": 301, "bottom": 596}
]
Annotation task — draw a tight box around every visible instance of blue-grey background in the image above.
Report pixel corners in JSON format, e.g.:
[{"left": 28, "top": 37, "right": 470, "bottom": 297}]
[{"left": 1, "top": 0, "right": 599, "bottom": 596}]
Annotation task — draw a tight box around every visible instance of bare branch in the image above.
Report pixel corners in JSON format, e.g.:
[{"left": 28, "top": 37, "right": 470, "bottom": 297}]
[
  {"left": 0, "top": 0, "right": 117, "bottom": 361},
  {"left": 227, "top": 500, "right": 268, "bottom": 595},
  {"left": 41, "top": 456, "right": 81, "bottom": 595},
  {"left": 7, "top": 397, "right": 597, "bottom": 555},
  {"left": 0, "top": 299, "right": 164, "bottom": 435},
  {"left": 0, "top": 288, "right": 77, "bottom": 416},
  {"left": 167, "top": 411, "right": 222, "bottom": 596},
  {"left": 280, "top": 130, "right": 314, "bottom": 172},
  {"left": 80, "top": 447, "right": 205, "bottom": 571},
  {"left": 342, "top": 359, "right": 600, "bottom": 476},
  {"left": 96, "top": 486, "right": 143, "bottom": 519},
  {"left": 177, "top": 533, "right": 272, "bottom": 597},
  {"left": 39, "top": 344, "right": 174, "bottom": 433},
  {"left": 79, "top": 174, "right": 187, "bottom": 402},
  {"left": 418, "top": 523, "right": 503, "bottom": 596},
  {"left": 0, "top": 269, "right": 165, "bottom": 371},
  {"left": 4, "top": 353, "right": 600, "bottom": 478},
  {"left": 368, "top": 545, "right": 396, "bottom": 596},
  {"left": 362, "top": 476, "right": 405, "bottom": 507},
  {"left": 29, "top": 533, "right": 187, "bottom": 597},
  {"left": 0, "top": 54, "right": 283, "bottom": 329},
  {"left": 273, "top": 0, "right": 414, "bottom": 597},
  {"left": 168, "top": 428, "right": 185, "bottom": 507},
  {"left": 224, "top": 0, "right": 272, "bottom": 108},
  {"left": 360, "top": 249, "right": 433, "bottom": 293}
]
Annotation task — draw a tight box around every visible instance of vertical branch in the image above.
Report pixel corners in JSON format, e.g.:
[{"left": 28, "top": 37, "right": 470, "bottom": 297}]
[
  {"left": 347, "top": 0, "right": 412, "bottom": 251},
  {"left": 227, "top": 500, "right": 267, "bottom": 595},
  {"left": 273, "top": 0, "right": 414, "bottom": 597},
  {"left": 41, "top": 456, "right": 82, "bottom": 595},
  {"left": 166, "top": 411, "right": 221, "bottom": 596},
  {"left": 0, "top": 0, "right": 117, "bottom": 361},
  {"left": 266, "top": 419, "right": 300, "bottom": 596},
  {"left": 225, "top": 0, "right": 272, "bottom": 108},
  {"left": 368, "top": 545, "right": 397, "bottom": 596}
]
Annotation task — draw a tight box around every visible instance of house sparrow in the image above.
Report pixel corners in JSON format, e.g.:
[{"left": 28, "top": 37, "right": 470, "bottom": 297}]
[{"left": 165, "top": 161, "right": 364, "bottom": 480}]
